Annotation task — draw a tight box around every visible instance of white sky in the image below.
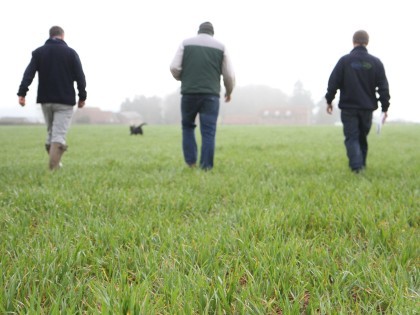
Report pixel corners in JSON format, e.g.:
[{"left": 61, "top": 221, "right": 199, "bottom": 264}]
[{"left": 1, "top": 0, "right": 419, "bottom": 122}]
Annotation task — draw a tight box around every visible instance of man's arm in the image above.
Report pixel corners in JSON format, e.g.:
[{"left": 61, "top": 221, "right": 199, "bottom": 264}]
[
  {"left": 222, "top": 48, "right": 235, "bottom": 102},
  {"left": 74, "top": 52, "right": 87, "bottom": 102},
  {"left": 376, "top": 60, "right": 390, "bottom": 114},
  {"left": 325, "top": 58, "right": 344, "bottom": 114},
  {"left": 170, "top": 43, "right": 184, "bottom": 81},
  {"left": 17, "top": 53, "right": 38, "bottom": 104},
  {"left": 325, "top": 58, "right": 344, "bottom": 106}
]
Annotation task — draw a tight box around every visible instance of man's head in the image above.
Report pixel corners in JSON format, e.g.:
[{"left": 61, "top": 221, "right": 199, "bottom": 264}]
[
  {"left": 198, "top": 22, "right": 214, "bottom": 36},
  {"left": 49, "top": 26, "right": 65, "bottom": 39},
  {"left": 353, "top": 30, "right": 369, "bottom": 46}
]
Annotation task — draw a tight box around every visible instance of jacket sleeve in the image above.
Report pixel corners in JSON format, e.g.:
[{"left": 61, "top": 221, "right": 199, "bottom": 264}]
[
  {"left": 376, "top": 60, "right": 390, "bottom": 112},
  {"left": 17, "top": 52, "right": 38, "bottom": 97},
  {"left": 73, "top": 52, "right": 87, "bottom": 101},
  {"left": 325, "top": 58, "right": 344, "bottom": 104},
  {"left": 222, "top": 48, "right": 235, "bottom": 97},
  {"left": 170, "top": 43, "right": 184, "bottom": 81}
]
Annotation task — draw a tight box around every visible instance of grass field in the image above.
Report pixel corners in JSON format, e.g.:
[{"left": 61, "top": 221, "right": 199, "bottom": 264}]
[{"left": 0, "top": 124, "right": 419, "bottom": 314}]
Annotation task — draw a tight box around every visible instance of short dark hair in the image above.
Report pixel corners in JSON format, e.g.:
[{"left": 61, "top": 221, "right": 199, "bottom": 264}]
[
  {"left": 49, "top": 26, "right": 64, "bottom": 38},
  {"left": 198, "top": 22, "right": 214, "bottom": 36},
  {"left": 353, "top": 30, "right": 369, "bottom": 45}
]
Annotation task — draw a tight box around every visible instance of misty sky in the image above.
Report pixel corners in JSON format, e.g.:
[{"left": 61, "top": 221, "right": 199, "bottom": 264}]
[{"left": 1, "top": 0, "right": 419, "bottom": 122}]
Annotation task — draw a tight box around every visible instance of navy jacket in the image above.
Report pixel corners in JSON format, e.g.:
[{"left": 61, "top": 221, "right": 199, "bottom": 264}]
[
  {"left": 325, "top": 46, "right": 390, "bottom": 112},
  {"left": 18, "top": 38, "right": 86, "bottom": 106}
]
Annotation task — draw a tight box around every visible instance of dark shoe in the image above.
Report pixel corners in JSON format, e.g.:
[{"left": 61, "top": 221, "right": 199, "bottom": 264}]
[{"left": 352, "top": 167, "right": 365, "bottom": 174}]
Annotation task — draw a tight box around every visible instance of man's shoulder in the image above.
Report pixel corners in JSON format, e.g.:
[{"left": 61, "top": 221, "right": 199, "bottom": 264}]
[
  {"left": 183, "top": 34, "right": 225, "bottom": 51},
  {"left": 366, "top": 52, "right": 383, "bottom": 63},
  {"left": 351, "top": 49, "right": 383, "bottom": 65},
  {"left": 42, "top": 40, "right": 78, "bottom": 54}
]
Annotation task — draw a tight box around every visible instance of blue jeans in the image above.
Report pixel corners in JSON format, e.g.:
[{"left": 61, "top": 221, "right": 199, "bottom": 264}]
[
  {"left": 181, "top": 95, "right": 220, "bottom": 169},
  {"left": 340, "top": 109, "right": 373, "bottom": 171}
]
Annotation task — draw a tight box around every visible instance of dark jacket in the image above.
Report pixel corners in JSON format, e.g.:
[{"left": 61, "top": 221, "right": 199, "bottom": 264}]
[
  {"left": 17, "top": 38, "right": 86, "bottom": 106},
  {"left": 325, "top": 46, "right": 390, "bottom": 112}
]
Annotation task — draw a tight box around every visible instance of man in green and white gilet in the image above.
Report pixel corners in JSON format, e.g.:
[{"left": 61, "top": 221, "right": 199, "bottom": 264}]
[{"left": 170, "top": 22, "right": 235, "bottom": 170}]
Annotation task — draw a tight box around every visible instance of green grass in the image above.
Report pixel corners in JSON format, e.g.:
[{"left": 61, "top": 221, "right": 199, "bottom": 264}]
[{"left": 0, "top": 124, "right": 419, "bottom": 314}]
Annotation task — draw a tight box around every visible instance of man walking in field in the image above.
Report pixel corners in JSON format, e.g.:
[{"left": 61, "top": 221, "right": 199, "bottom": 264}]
[
  {"left": 325, "top": 30, "right": 390, "bottom": 173},
  {"left": 17, "top": 26, "right": 87, "bottom": 170},
  {"left": 170, "top": 22, "right": 235, "bottom": 170}
]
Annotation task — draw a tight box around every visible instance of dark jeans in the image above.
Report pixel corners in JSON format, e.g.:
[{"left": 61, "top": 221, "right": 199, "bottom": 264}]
[
  {"left": 181, "top": 94, "right": 220, "bottom": 170},
  {"left": 341, "top": 109, "right": 373, "bottom": 171}
]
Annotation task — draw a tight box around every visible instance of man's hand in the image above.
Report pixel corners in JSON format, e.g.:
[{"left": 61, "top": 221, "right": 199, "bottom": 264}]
[
  {"left": 382, "top": 111, "right": 388, "bottom": 124},
  {"left": 225, "top": 94, "right": 231, "bottom": 103},
  {"left": 326, "top": 103, "right": 333, "bottom": 114},
  {"left": 78, "top": 99, "right": 86, "bottom": 108},
  {"left": 18, "top": 96, "right": 25, "bottom": 107}
]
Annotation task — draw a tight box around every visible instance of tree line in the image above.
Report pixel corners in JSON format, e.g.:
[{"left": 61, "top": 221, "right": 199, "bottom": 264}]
[{"left": 120, "top": 81, "right": 339, "bottom": 125}]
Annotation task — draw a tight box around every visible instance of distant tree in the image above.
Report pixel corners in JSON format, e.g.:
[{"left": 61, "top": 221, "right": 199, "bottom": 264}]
[
  {"left": 289, "top": 81, "right": 314, "bottom": 108},
  {"left": 162, "top": 91, "right": 181, "bottom": 124},
  {"left": 120, "top": 98, "right": 140, "bottom": 113},
  {"left": 221, "top": 85, "right": 289, "bottom": 119},
  {"left": 122, "top": 83, "right": 326, "bottom": 125},
  {"left": 142, "top": 96, "right": 163, "bottom": 124},
  {"left": 312, "top": 98, "right": 341, "bottom": 125},
  {"left": 120, "top": 95, "right": 163, "bottom": 124}
]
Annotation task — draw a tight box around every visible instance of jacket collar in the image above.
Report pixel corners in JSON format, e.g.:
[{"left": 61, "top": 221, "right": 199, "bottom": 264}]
[
  {"left": 351, "top": 45, "right": 368, "bottom": 53},
  {"left": 45, "top": 38, "right": 67, "bottom": 46}
]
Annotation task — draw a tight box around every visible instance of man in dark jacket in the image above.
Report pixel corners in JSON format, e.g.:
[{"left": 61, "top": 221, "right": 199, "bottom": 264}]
[
  {"left": 17, "top": 26, "right": 87, "bottom": 170},
  {"left": 170, "top": 22, "right": 235, "bottom": 170},
  {"left": 325, "top": 30, "right": 390, "bottom": 173}
]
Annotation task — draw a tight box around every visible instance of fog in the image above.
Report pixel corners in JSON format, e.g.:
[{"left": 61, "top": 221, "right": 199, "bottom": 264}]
[{"left": 1, "top": 0, "right": 419, "bottom": 122}]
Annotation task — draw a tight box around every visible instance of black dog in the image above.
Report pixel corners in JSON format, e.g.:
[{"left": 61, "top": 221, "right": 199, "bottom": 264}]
[{"left": 130, "top": 123, "right": 146, "bottom": 135}]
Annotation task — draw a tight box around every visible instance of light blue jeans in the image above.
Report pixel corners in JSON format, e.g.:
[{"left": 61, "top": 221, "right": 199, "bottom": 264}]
[{"left": 41, "top": 103, "right": 74, "bottom": 145}]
